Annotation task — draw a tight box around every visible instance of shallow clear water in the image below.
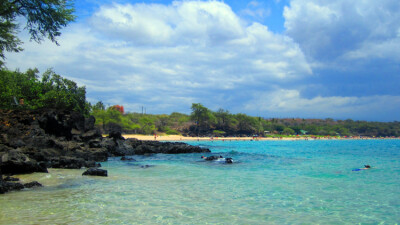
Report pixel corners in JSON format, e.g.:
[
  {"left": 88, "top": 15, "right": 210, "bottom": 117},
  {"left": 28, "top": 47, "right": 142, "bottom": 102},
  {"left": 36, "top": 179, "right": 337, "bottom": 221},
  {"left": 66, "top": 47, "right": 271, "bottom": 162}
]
[{"left": 1, "top": 140, "right": 399, "bottom": 224}]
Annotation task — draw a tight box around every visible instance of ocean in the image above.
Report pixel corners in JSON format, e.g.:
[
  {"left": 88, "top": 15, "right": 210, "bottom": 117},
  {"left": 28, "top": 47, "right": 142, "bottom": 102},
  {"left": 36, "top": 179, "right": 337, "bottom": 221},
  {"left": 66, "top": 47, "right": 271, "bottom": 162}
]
[{"left": 1, "top": 140, "right": 399, "bottom": 224}]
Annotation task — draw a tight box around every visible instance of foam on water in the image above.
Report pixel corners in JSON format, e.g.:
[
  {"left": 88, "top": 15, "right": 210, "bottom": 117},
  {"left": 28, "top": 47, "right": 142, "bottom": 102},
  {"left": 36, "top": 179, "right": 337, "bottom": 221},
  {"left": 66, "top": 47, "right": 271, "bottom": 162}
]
[{"left": 1, "top": 140, "right": 399, "bottom": 224}]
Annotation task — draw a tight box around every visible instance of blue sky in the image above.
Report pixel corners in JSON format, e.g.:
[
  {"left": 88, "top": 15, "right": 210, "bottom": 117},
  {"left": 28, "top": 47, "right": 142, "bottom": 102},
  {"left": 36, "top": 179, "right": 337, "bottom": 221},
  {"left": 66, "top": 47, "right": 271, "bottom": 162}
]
[{"left": 5, "top": 0, "right": 400, "bottom": 121}]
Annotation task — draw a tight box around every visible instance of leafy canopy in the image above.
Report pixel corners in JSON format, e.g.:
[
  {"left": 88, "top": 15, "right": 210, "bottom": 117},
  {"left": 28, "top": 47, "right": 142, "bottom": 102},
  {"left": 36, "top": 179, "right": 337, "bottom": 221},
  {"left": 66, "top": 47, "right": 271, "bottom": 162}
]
[
  {"left": 0, "top": 68, "right": 89, "bottom": 114},
  {"left": 0, "top": 0, "right": 75, "bottom": 66}
]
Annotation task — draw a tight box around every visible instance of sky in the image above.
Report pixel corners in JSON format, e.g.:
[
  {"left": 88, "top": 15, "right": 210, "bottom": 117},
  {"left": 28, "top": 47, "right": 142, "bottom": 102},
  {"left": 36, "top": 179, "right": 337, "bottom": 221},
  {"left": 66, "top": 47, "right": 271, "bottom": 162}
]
[{"left": 5, "top": 0, "right": 400, "bottom": 121}]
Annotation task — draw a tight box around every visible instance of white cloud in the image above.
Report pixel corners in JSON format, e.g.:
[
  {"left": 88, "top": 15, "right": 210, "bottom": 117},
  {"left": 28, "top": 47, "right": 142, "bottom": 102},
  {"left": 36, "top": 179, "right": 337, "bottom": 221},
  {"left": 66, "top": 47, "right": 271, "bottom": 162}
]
[
  {"left": 5, "top": 1, "right": 311, "bottom": 114},
  {"left": 5, "top": 0, "right": 399, "bottom": 121},
  {"left": 284, "top": 0, "right": 400, "bottom": 63},
  {"left": 245, "top": 89, "right": 400, "bottom": 120}
]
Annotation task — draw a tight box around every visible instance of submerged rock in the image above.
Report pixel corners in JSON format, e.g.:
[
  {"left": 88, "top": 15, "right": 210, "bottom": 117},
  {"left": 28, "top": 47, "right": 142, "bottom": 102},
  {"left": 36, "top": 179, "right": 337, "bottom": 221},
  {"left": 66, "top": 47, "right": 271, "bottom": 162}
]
[
  {"left": 121, "top": 156, "right": 136, "bottom": 161},
  {"left": 140, "top": 165, "right": 155, "bottom": 168},
  {"left": 4, "top": 176, "right": 19, "bottom": 182},
  {"left": 23, "top": 181, "right": 42, "bottom": 188},
  {"left": 82, "top": 168, "right": 108, "bottom": 177}
]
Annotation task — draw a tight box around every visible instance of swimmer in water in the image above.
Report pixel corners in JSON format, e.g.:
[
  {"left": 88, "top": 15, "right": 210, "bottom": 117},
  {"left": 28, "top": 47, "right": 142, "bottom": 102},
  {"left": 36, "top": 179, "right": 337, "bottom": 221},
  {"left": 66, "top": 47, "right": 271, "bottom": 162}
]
[
  {"left": 352, "top": 165, "right": 372, "bottom": 171},
  {"left": 362, "top": 165, "right": 371, "bottom": 169},
  {"left": 201, "top": 155, "right": 234, "bottom": 163}
]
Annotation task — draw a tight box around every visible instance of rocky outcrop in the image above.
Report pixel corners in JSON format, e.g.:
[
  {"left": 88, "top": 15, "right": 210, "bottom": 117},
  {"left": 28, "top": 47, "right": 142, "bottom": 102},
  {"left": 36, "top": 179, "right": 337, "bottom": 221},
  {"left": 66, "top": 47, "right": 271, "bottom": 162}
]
[
  {"left": 0, "top": 109, "right": 108, "bottom": 175},
  {"left": 0, "top": 175, "right": 42, "bottom": 194},
  {"left": 1, "top": 149, "right": 48, "bottom": 174},
  {"left": 0, "top": 109, "right": 210, "bottom": 194},
  {"left": 132, "top": 140, "right": 210, "bottom": 155},
  {"left": 99, "top": 131, "right": 210, "bottom": 156}
]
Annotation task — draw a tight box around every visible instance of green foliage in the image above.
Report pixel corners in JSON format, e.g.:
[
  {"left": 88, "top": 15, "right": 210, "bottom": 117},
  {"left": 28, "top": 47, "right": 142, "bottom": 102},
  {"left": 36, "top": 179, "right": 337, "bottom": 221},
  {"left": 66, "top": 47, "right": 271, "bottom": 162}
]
[
  {"left": 0, "top": 0, "right": 75, "bottom": 65},
  {"left": 0, "top": 68, "right": 89, "bottom": 114},
  {"left": 212, "top": 130, "right": 226, "bottom": 137},
  {"left": 282, "top": 127, "right": 295, "bottom": 135},
  {"left": 89, "top": 102, "right": 400, "bottom": 137},
  {"left": 165, "top": 129, "right": 180, "bottom": 135},
  {"left": 191, "top": 103, "right": 214, "bottom": 134},
  {"left": 38, "top": 69, "right": 88, "bottom": 113},
  {"left": 91, "top": 101, "right": 105, "bottom": 111}
]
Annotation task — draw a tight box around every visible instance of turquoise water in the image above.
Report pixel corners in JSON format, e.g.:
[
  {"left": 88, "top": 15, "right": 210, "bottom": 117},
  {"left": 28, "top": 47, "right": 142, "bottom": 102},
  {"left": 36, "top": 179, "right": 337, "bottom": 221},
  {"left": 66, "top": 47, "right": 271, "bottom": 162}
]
[{"left": 1, "top": 140, "right": 399, "bottom": 224}]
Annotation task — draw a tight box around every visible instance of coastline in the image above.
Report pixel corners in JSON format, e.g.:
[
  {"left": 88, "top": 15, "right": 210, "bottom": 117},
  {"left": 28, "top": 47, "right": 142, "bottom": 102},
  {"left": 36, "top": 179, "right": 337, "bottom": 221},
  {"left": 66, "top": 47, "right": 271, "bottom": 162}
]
[{"left": 122, "top": 134, "right": 399, "bottom": 141}]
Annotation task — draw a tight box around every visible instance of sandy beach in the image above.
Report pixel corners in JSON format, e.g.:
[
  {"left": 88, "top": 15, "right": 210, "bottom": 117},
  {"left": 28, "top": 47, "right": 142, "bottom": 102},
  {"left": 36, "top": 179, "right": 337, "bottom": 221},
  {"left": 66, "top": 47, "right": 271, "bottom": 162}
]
[{"left": 121, "top": 134, "right": 392, "bottom": 141}]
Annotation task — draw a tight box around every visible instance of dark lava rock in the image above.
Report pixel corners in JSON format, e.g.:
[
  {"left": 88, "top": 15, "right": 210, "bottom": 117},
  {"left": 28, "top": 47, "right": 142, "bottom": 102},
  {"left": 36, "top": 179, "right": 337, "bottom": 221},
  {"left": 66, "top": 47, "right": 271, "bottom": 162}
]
[
  {"left": 23, "top": 181, "right": 43, "bottom": 188},
  {"left": 1, "top": 150, "right": 48, "bottom": 174},
  {"left": 82, "top": 168, "right": 108, "bottom": 177},
  {"left": 140, "top": 165, "right": 155, "bottom": 168},
  {"left": 0, "top": 109, "right": 110, "bottom": 176},
  {"left": 129, "top": 140, "right": 210, "bottom": 155},
  {"left": 4, "top": 176, "right": 19, "bottom": 182},
  {"left": 49, "top": 156, "right": 86, "bottom": 169},
  {"left": 121, "top": 156, "right": 136, "bottom": 161},
  {"left": 108, "top": 131, "right": 124, "bottom": 140}
]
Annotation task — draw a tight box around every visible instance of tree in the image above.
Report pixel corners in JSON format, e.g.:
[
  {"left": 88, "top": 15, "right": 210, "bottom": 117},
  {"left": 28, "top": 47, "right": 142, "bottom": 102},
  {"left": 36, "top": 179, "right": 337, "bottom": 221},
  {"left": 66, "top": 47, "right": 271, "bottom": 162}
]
[
  {"left": 92, "top": 101, "right": 105, "bottom": 111},
  {"left": 0, "top": 68, "right": 41, "bottom": 107},
  {"left": 0, "top": 0, "right": 75, "bottom": 66},
  {"left": 110, "top": 105, "right": 124, "bottom": 114},
  {"left": 282, "top": 127, "right": 295, "bottom": 135},
  {"left": 0, "top": 68, "right": 89, "bottom": 114},
  {"left": 190, "top": 103, "right": 212, "bottom": 135},
  {"left": 38, "top": 69, "right": 88, "bottom": 114},
  {"left": 214, "top": 108, "right": 232, "bottom": 131}
]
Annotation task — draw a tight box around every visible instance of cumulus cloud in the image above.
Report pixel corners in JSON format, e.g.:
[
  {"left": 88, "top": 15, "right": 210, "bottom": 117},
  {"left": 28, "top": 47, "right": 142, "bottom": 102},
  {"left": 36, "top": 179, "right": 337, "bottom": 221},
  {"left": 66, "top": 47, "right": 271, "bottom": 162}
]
[
  {"left": 245, "top": 89, "right": 400, "bottom": 120},
  {"left": 4, "top": 0, "right": 400, "bottom": 121},
  {"left": 5, "top": 0, "right": 311, "bottom": 114},
  {"left": 284, "top": 0, "right": 400, "bottom": 63}
]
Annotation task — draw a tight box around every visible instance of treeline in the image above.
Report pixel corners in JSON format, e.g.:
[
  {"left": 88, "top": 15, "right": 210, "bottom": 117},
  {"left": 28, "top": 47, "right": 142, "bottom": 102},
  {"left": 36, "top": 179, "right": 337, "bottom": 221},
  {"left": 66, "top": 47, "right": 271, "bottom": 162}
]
[
  {"left": 1, "top": 69, "right": 398, "bottom": 137},
  {"left": 90, "top": 103, "right": 400, "bottom": 137},
  {"left": 0, "top": 68, "right": 90, "bottom": 115},
  {"left": 91, "top": 102, "right": 190, "bottom": 135}
]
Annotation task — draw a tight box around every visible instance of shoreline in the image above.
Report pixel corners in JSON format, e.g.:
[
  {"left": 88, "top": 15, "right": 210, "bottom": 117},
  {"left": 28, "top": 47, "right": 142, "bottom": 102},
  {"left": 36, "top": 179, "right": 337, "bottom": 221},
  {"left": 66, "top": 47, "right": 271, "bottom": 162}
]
[{"left": 122, "top": 134, "right": 400, "bottom": 141}]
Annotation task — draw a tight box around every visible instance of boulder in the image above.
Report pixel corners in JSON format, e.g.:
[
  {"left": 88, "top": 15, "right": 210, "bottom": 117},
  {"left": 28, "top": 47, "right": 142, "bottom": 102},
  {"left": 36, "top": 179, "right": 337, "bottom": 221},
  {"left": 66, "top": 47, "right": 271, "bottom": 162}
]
[
  {"left": 81, "top": 129, "right": 102, "bottom": 141},
  {"left": 23, "top": 181, "right": 42, "bottom": 188},
  {"left": 82, "top": 168, "right": 108, "bottom": 177},
  {"left": 108, "top": 130, "right": 124, "bottom": 140},
  {"left": 1, "top": 150, "right": 48, "bottom": 174},
  {"left": 0, "top": 181, "right": 24, "bottom": 193},
  {"left": 49, "top": 156, "right": 86, "bottom": 169}
]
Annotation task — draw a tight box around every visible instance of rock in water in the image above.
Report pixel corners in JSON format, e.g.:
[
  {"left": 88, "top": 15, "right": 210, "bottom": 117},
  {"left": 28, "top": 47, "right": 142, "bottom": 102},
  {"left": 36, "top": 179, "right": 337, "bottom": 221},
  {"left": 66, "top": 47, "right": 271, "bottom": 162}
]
[
  {"left": 23, "top": 181, "right": 42, "bottom": 188},
  {"left": 82, "top": 168, "right": 108, "bottom": 177}
]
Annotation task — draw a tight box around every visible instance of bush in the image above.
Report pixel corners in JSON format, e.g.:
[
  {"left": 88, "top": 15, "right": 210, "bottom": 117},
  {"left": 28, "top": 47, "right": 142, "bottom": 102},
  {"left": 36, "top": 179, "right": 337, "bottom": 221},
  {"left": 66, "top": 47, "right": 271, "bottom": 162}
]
[
  {"left": 212, "top": 130, "right": 226, "bottom": 137},
  {"left": 166, "top": 129, "right": 180, "bottom": 135}
]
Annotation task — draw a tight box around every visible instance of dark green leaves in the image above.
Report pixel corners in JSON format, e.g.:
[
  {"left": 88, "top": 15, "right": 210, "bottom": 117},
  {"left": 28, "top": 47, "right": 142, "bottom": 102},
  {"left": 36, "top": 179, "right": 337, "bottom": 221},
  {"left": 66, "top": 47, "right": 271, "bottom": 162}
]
[{"left": 0, "top": 0, "right": 75, "bottom": 65}]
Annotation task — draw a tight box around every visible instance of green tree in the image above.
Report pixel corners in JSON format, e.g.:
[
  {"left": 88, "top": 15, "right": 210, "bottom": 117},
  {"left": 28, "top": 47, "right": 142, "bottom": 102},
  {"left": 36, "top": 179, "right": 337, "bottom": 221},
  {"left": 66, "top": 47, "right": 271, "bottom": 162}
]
[
  {"left": 38, "top": 69, "right": 88, "bottom": 114},
  {"left": 0, "top": 68, "right": 41, "bottom": 107},
  {"left": 0, "top": 68, "right": 88, "bottom": 114},
  {"left": 139, "top": 116, "right": 155, "bottom": 134},
  {"left": 92, "top": 101, "right": 105, "bottom": 111},
  {"left": 190, "top": 103, "right": 213, "bottom": 135},
  {"left": 235, "top": 113, "right": 259, "bottom": 134},
  {"left": 0, "top": 0, "right": 75, "bottom": 65},
  {"left": 282, "top": 127, "right": 295, "bottom": 135},
  {"left": 214, "top": 108, "right": 233, "bottom": 131},
  {"left": 155, "top": 114, "right": 169, "bottom": 132}
]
